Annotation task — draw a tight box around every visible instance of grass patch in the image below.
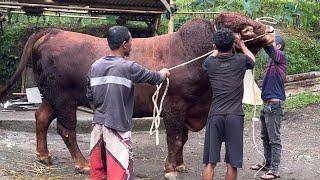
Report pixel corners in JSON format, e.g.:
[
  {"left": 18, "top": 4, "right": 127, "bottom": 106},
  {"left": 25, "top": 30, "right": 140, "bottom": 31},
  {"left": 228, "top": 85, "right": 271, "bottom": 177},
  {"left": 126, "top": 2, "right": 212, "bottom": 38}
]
[
  {"left": 244, "top": 92, "right": 320, "bottom": 120},
  {"left": 285, "top": 92, "right": 320, "bottom": 109},
  {"left": 244, "top": 104, "right": 262, "bottom": 120}
]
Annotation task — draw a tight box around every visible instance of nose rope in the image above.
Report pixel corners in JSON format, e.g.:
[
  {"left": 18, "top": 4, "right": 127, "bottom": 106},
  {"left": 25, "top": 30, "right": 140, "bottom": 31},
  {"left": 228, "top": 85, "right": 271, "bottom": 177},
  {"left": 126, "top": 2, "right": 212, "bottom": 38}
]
[
  {"left": 243, "top": 17, "right": 278, "bottom": 43},
  {"left": 243, "top": 33, "right": 268, "bottom": 43}
]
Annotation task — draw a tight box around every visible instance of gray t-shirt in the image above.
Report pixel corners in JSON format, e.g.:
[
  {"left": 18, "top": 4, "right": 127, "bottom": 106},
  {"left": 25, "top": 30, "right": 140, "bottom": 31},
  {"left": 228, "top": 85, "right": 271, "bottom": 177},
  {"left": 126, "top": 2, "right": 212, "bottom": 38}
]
[
  {"left": 202, "top": 53, "right": 254, "bottom": 116},
  {"left": 86, "top": 56, "right": 164, "bottom": 131}
]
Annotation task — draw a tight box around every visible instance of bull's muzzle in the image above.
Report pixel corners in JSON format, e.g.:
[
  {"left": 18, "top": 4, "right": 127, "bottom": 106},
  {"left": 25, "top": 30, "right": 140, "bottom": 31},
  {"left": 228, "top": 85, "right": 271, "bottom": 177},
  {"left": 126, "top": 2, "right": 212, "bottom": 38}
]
[{"left": 266, "top": 25, "right": 275, "bottom": 34}]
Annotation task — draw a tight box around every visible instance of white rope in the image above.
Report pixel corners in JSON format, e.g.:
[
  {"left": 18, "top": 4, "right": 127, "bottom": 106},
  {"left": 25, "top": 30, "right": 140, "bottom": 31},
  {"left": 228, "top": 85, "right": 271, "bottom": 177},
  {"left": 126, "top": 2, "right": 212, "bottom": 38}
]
[
  {"left": 251, "top": 68, "right": 267, "bottom": 178},
  {"left": 168, "top": 50, "right": 215, "bottom": 70},
  {"left": 255, "top": 17, "right": 279, "bottom": 25},
  {"left": 149, "top": 50, "right": 215, "bottom": 145},
  {"left": 243, "top": 33, "right": 269, "bottom": 43},
  {"left": 150, "top": 77, "right": 169, "bottom": 145}
]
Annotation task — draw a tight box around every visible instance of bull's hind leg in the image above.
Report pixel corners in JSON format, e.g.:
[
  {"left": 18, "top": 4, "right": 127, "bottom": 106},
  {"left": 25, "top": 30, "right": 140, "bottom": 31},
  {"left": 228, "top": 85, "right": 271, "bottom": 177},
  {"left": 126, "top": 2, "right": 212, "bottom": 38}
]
[
  {"left": 175, "top": 127, "right": 189, "bottom": 173},
  {"left": 55, "top": 104, "right": 89, "bottom": 173},
  {"left": 35, "top": 100, "right": 56, "bottom": 165}
]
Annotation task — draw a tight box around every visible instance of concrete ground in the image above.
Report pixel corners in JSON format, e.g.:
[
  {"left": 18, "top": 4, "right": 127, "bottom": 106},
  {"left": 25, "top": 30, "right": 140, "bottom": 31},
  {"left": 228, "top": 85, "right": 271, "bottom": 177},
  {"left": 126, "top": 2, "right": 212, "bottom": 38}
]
[
  {"left": 0, "top": 108, "right": 163, "bottom": 133},
  {"left": 0, "top": 104, "right": 319, "bottom": 179}
]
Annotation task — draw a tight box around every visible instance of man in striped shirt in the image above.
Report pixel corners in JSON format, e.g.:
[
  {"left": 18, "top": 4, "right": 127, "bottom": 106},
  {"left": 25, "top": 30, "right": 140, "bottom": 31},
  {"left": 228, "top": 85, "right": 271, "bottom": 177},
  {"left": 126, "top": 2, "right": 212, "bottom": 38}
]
[
  {"left": 86, "top": 26, "right": 170, "bottom": 180},
  {"left": 251, "top": 35, "right": 288, "bottom": 180}
]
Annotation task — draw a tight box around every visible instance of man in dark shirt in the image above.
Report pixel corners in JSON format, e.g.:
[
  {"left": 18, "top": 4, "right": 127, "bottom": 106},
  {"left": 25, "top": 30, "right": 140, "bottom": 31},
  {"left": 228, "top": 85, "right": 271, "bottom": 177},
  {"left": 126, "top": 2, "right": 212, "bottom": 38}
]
[
  {"left": 202, "top": 28, "right": 255, "bottom": 180},
  {"left": 251, "top": 35, "right": 288, "bottom": 180},
  {"left": 86, "top": 26, "right": 170, "bottom": 180}
]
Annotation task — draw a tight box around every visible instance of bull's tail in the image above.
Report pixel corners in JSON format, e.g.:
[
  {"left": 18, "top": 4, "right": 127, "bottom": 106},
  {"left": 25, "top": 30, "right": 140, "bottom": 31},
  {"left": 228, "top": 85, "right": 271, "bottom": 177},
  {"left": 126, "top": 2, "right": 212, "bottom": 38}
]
[{"left": 0, "top": 28, "right": 54, "bottom": 101}]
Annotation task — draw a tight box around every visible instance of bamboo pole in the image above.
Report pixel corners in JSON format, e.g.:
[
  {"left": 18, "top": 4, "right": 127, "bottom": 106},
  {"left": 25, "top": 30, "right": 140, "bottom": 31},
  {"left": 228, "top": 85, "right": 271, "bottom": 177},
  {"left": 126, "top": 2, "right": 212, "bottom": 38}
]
[
  {"left": 0, "top": 10, "right": 109, "bottom": 20},
  {"left": 175, "top": 11, "right": 221, "bottom": 14},
  {"left": 0, "top": 5, "right": 89, "bottom": 14},
  {"left": 167, "top": 0, "right": 175, "bottom": 34}
]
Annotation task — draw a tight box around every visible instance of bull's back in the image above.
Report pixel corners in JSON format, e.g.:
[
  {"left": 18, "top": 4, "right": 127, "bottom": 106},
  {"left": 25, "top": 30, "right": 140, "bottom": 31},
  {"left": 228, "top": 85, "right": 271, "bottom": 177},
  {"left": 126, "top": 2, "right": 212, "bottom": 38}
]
[{"left": 34, "top": 30, "right": 107, "bottom": 105}]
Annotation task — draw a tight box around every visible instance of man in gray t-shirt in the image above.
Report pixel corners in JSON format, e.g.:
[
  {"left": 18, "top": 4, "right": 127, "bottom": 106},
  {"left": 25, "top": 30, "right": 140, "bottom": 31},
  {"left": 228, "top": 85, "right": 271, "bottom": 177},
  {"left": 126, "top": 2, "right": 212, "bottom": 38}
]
[
  {"left": 86, "top": 26, "right": 170, "bottom": 179},
  {"left": 202, "top": 28, "right": 255, "bottom": 180}
]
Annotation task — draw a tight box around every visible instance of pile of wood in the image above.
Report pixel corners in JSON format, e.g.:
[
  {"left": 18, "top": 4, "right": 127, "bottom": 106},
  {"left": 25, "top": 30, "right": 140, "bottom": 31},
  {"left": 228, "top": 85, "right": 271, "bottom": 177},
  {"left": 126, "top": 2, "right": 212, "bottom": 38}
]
[
  {"left": 258, "top": 71, "right": 320, "bottom": 96},
  {"left": 285, "top": 71, "right": 320, "bottom": 96}
]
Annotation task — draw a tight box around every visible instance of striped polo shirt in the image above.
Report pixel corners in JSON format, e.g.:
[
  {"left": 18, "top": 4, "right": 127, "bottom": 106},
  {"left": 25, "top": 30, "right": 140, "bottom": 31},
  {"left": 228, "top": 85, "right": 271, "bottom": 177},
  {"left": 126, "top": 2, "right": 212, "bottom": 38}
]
[{"left": 86, "top": 56, "right": 164, "bottom": 132}]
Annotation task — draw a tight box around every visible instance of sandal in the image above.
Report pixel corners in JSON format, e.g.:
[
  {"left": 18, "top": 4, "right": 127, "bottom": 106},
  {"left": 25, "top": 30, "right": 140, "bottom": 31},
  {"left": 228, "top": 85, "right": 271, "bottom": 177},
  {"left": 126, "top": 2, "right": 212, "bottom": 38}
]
[
  {"left": 261, "top": 171, "right": 280, "bottom": 179},
  {"left": 250, "top": 163, "right": 269, "bottom": 171}
]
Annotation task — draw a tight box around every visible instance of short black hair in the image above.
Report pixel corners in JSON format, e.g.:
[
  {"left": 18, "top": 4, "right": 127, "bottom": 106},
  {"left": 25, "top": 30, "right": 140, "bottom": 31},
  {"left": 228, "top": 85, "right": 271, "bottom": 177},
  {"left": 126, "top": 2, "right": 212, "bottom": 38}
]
[
  {"left": 213, "top": 28, "right": 235, "bottom": 52},
  {"left": 275, "top": 35, "right": 285, "bottom": 51},
  {"left": 107, "top": 26, "right": 131, "bottom": 50}
]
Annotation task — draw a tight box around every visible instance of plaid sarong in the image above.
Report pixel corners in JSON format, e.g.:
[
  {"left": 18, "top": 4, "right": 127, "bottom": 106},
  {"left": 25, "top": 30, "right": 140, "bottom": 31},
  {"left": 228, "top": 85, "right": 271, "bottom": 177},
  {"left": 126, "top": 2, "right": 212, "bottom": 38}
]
[{"left": 90, "top": 124, "right": 134, "bottom": 180}]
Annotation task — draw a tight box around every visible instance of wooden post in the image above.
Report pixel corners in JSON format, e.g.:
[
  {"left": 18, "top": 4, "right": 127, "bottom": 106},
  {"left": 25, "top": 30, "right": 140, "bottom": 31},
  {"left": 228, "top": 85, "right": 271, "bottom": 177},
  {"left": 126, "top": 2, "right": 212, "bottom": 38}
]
[
  {"left": 21, "top": 68, "right": 26, "bottom": 93},
  {"left": 167, "top": 0, "right": 175, "bottom": 34},
  {"left": 7, "top": 9, "right": 12, "bottom": 24},
  {"left": 0, "top": 13, "right": 4, "bottom": 33},
  {"left": 151, "top": 17, "right": 160, "bottom": 36}
]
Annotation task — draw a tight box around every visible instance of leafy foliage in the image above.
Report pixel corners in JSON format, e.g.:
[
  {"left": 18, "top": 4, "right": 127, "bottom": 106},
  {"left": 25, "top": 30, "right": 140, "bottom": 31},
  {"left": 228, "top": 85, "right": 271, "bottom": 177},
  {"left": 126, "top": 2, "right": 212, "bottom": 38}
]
[
  {"left": 176, "top": 0, "right": 320, "bottom": 33},
  {"left": 254, "top": 29, "right": 320, "bottom": 80}
]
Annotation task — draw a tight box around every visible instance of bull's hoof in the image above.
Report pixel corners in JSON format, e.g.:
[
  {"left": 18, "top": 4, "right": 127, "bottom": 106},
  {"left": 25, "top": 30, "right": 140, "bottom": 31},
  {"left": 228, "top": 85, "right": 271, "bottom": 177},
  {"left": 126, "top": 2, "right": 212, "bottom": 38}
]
[
  {"left": 36, "top": 155, "right": 52, "bottom": 165},
  {"left": 175, "top": 163, "right": 187, "bottom": 173},
  {"left": 164, "top": 171, "right": 179, "bottom": 180},
  {"left": 75, "top": 166, "right": 90, "bottom": 174}
]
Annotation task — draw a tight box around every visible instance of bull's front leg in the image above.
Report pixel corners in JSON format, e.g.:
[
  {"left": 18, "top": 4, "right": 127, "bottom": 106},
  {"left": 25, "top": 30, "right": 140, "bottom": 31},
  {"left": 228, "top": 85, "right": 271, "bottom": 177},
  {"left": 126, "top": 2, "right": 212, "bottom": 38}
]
[
  {"left": 175, "top": 127, "right": 189, "bottom": 172},
  {"left": 163, "top": 112, "right": 186, "bottom": 180}
]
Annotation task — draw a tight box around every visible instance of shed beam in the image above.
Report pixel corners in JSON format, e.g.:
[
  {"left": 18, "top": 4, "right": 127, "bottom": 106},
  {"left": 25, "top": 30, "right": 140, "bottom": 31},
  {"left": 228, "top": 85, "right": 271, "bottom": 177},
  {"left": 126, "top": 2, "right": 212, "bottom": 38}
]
[
  {"left": 0, "top": 2, "right": 165, "bottom": 14},
  {"left": 159, "top": 0, "right": 171, "bottom": 14}
]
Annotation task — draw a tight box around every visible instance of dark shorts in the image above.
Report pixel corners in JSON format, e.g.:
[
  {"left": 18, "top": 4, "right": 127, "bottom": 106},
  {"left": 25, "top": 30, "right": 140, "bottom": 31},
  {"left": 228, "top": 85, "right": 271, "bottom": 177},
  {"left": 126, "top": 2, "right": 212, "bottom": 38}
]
[{"left": 203, "top": 115, "right": 244, "bottom": 168}]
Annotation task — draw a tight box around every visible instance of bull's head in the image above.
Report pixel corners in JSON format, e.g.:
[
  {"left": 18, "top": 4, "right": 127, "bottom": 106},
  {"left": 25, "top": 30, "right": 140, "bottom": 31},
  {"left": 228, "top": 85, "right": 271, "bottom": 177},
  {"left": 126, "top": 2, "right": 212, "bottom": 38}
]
[{"left": 214, "top": 12, "right": 275, "bottom": 53}]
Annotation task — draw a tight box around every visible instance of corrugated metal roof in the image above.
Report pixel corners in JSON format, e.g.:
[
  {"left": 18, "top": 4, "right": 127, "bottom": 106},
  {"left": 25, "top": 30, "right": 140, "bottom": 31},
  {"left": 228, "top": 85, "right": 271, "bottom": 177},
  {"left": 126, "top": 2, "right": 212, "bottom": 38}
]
[
  {"left": 58, "top": 0, "right": 168, "bottom": 9},
  {"left": 17, "top": 0, "right": 169, "bottom": 11}
]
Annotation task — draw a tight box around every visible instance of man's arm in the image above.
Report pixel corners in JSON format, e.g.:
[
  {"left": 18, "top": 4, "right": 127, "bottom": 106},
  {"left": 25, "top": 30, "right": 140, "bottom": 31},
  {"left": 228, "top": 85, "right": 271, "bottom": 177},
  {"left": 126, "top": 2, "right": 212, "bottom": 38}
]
[
  {"left": 86, "top": 76, "right": 95, "bottom": 110},
  {"left": 130, "top": 62, "right": 170, "bottom": 85},
  {"left": 238, "top": 40, "right": 256, "bottom": 63},
  {"left": 234, "top": 33, "right": 255, "bottom": 63},
  {"left": 264, "top": 45, "right": 286, "bottom": 64}
]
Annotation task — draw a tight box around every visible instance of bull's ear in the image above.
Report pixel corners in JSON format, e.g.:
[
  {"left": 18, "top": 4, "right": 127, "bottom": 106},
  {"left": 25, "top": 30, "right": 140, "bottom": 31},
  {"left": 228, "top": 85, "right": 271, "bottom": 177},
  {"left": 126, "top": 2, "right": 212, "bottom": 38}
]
[
  {"left": 276, "top": 43, "right": 282, "bottom": 50},
  {"left": 241, "top": 26, "right": 254, "bottom": 36},
  {"left": 212, "top": 44, "right": 216, "bottom": 50}
]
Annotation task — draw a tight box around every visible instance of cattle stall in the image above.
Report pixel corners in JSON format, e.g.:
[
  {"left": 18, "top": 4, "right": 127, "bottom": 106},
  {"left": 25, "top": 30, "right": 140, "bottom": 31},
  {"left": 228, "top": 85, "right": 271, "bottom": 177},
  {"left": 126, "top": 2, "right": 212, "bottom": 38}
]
[{"left": 0, "top": 0, "right": 174, "bottom": 36}]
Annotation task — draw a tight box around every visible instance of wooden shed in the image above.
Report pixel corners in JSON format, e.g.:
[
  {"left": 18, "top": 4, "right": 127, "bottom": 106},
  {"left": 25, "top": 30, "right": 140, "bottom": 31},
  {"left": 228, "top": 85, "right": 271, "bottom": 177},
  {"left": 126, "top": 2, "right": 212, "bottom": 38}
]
[{"left": 0, "top": 0, "right": 175, "bottom": 35}]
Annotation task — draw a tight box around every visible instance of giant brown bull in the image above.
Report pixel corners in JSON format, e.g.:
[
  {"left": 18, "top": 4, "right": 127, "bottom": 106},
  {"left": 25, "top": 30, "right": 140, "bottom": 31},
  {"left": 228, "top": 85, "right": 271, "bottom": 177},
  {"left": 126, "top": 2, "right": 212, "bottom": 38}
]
[{"left": 0, "top": 12, "right": 274, "bottom": 178}]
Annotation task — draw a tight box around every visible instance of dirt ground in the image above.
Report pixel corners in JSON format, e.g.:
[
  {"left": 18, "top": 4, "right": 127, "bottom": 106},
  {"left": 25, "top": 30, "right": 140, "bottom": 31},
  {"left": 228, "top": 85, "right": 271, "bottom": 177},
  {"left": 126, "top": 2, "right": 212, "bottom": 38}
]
[{"left": 0, "top": 104, "right": 319, "bottom": 180}]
